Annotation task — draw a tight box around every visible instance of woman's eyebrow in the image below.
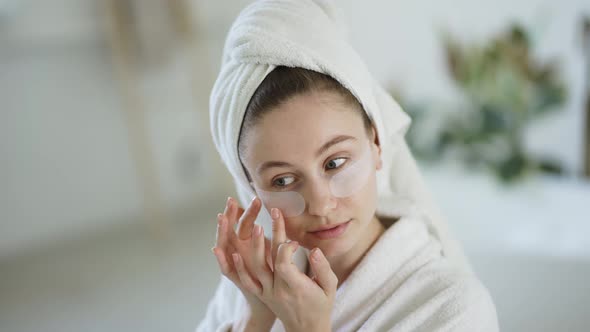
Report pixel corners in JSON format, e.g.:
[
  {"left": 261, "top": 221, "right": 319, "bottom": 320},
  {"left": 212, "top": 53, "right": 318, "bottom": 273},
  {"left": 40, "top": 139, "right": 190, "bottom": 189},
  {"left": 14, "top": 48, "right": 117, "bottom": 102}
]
[
  {"left": 256, "top": 160, "right": 293, "bottom": 175},
  {"left": 315, "top": 134, "right": 356, "bottom": 158},
  {"left": 256, "top": 135, "right": 356, "bottom": 175}
]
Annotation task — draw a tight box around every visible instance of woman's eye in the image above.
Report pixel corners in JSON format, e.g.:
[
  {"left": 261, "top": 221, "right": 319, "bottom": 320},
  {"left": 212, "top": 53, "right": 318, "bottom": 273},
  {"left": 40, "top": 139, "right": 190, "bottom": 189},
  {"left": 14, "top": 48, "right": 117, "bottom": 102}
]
[
  {"left": 273, "top": 176, "right": 295, "bottom": 188},
  {"left": 326, "top": 157, "right": 346, "bottom": 170}
]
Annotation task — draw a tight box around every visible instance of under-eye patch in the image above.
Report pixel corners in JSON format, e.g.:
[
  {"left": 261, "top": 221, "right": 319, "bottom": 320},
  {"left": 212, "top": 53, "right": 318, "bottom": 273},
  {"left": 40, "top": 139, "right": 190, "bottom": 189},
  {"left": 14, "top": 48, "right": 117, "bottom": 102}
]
[
  {"left": 257, "top": 189, "right": 306, "bottom": 218},
  {"left": 329, "top": 146, "right": 372, "bottom": 198},
  {"left": 254, "top": 145, "right": 373, "bottom": 217}
]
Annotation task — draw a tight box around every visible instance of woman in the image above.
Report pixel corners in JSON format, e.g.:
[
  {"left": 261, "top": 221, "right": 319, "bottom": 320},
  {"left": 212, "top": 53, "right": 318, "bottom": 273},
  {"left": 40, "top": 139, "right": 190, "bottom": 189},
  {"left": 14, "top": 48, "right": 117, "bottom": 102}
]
[{"left": 198, "top": 0, "right": 498, "bottom": 331}]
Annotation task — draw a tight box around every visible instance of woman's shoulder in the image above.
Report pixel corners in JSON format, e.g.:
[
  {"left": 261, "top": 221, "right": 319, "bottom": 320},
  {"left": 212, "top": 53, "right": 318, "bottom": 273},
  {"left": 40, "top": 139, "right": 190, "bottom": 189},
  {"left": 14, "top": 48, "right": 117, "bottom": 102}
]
[
  {"left": 374, "top": 213, "right": 499, "bottom": 330},
  {"left": 404, "top": 255, "right": 500, "bottom": 331},
  {"left": 355, "top": 245, "right": 499, "bottom": 332}
]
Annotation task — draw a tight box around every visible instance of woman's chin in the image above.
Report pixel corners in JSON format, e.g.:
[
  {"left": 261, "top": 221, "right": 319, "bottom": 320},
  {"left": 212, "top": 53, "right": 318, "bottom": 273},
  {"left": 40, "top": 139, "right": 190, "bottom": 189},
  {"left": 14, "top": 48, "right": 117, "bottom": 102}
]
[{"left": 301, "top": 238, "right": 351, "bottom": 259}]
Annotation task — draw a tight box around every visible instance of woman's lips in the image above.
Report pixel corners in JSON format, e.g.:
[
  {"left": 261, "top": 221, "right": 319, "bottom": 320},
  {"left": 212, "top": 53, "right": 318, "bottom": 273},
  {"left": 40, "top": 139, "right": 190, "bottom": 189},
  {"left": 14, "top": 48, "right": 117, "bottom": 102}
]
[{"left": 309, "top": 220, "right": 351, "bottom": 239}]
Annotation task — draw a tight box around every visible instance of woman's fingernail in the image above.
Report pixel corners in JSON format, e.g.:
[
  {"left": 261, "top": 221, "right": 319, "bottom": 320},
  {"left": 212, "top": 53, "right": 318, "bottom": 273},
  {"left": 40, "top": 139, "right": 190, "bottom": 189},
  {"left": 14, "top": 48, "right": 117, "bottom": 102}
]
[
  {"left": 232, "top": 253, "right": 239, "bottom": 263},
  {"left": 312, "top": 248, "right": 321, "bottom": 261},
  {"left": 254, "top": 224, "right": 261, "bottom": 236},
  {"left": 211, "top": 247, "right": 216, "bottom": 254},
  {"left": 217, "top": 213, "right": 223, "bottom": 225},
  {"left": 271, "top": 208, "right": 279, "bottom": 219}
]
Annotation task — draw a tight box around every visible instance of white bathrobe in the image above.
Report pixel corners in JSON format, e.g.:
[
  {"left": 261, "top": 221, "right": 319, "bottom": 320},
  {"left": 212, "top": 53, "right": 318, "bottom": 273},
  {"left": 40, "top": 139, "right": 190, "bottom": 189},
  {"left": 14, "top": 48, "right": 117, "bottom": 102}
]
[{"left": 196, "top": 213, "right": 498, "bottom": 332}]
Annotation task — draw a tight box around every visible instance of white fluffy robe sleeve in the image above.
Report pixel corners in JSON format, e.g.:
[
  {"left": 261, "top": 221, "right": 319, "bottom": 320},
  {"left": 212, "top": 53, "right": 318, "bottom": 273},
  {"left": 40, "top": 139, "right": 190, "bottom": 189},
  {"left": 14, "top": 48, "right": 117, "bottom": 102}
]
[{"left": 196, "top": 216, "right": 499, "bottom": 332}]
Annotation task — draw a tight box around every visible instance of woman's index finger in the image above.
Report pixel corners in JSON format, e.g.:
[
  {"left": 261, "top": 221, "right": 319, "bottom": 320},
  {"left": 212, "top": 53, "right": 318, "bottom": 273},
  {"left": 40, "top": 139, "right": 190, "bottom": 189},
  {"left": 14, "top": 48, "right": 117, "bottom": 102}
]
[
  {"left": 271, "top": 208, "right": 287, "bottom": 264},
  {"left": 236, "top": 197, "right": 261, "bottom": 240}
]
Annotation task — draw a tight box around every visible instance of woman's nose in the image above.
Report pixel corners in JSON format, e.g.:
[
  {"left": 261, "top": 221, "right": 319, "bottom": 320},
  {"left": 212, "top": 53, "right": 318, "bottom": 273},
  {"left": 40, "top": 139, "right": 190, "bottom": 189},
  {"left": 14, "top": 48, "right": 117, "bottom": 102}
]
[{"left": 306, "top": 179, "right": 338, "bottom": 217}]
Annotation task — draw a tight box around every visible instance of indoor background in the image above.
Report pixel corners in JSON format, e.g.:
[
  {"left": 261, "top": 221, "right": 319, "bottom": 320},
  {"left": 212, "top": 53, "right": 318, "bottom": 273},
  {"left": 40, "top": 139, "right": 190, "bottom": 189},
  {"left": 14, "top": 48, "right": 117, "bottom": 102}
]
[{"left": 1, "top": 0, "right": 589, "bottom": 331}]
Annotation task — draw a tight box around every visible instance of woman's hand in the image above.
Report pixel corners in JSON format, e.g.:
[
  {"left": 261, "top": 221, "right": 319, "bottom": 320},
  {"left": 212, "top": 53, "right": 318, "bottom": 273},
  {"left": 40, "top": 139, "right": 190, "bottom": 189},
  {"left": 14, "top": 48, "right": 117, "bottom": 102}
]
[
  {"left": 211, "top": 197, "right": 275, "bottom": 330},
  {"left": 234, "top": 207, "right": 338, "bottom": 332}
]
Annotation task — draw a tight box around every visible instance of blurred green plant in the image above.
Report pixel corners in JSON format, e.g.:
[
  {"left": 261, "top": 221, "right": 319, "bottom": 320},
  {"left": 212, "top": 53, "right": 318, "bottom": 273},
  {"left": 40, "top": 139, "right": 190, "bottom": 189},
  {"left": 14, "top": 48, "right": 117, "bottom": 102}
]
[{"left": 401, "top": 24, "right": 567, "bottom": 182}]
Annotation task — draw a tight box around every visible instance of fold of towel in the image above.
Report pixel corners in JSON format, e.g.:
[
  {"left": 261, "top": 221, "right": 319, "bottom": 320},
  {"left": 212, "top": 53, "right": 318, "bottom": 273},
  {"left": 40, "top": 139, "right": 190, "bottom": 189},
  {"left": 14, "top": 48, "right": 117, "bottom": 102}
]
[{"left": 209, "top": 0, "right": 472, "bottom": 274}]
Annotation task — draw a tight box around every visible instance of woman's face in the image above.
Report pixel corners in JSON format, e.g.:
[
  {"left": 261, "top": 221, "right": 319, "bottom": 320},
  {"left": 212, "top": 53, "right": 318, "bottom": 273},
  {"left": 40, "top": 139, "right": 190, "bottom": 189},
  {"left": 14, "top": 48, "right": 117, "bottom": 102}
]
[{"left": 241, "top": 90, "right": 382, "bottom": 258}]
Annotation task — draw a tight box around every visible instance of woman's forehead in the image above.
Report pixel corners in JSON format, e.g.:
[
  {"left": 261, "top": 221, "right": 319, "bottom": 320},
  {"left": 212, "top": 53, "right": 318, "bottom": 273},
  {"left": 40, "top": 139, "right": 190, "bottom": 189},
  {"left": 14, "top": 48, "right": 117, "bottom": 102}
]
[{"left": 245, "top": 93, "right": 366, "bottom": 160}]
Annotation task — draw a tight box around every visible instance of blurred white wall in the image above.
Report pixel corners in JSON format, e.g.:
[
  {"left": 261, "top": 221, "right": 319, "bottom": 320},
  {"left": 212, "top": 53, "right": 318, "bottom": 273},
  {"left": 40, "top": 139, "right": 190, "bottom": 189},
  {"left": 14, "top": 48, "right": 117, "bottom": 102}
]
[{"left": 0, "top": 0, "right": 229, "bottom": 259}]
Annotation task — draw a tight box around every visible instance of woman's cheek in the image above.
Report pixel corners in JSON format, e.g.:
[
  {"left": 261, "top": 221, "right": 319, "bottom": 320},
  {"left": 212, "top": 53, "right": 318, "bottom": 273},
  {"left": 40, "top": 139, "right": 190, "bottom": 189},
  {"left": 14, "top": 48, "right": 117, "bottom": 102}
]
[
  {"left": 356, "top": 173, "right": 377, "bottom": 206},
  {"left": 283, "top": 220, "right": 300, "bottom": 241}
]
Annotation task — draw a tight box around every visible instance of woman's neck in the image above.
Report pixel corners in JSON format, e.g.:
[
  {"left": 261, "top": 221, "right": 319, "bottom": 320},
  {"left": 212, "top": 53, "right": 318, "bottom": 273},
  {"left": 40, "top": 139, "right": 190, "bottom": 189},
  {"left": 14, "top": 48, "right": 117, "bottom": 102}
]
[{"left": 308, "top": 215, "right": 386, "bottom": 288}]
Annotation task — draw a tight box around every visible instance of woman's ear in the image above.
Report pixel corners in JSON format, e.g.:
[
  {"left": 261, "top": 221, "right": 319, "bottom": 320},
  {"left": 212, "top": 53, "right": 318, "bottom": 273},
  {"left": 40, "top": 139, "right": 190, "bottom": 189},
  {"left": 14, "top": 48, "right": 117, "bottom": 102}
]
[{"left": 370, "top": 125, "right": 383, "bottom": 170}]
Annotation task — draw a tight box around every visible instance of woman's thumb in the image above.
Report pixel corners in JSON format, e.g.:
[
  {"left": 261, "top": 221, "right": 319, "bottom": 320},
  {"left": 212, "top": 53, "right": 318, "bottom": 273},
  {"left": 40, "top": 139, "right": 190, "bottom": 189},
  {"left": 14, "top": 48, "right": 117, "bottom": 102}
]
[{"left": 309, "top": 248, "right": 338, "bottom": 294}]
